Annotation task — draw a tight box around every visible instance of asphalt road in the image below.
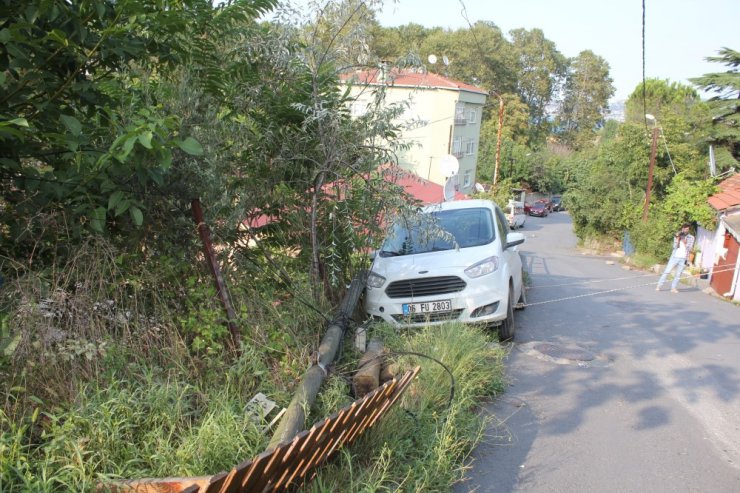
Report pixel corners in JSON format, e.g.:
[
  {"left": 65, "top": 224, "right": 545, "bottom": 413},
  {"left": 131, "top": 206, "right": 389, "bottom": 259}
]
[{"left": 455, "top": 212, "right": 740, "bottom": 493}]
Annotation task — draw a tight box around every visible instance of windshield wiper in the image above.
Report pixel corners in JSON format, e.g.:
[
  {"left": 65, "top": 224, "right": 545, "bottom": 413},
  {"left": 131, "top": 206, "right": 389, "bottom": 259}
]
[{"left": 379, "top": 250, "right": 403, "bottom": 257}]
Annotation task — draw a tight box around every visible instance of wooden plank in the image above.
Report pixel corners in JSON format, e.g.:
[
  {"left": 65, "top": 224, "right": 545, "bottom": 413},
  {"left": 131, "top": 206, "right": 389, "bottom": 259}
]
[
  {"left": 234, "top": 457, "right": 262, "bottom": 492},
  {"left": 239, "top": 452, "right": 273, "bottom": 492},
  {"left": 343, "top": 382, "right": 392, "bottom": 445},
  {"left": 275, "top": 420, "right": 330, "bottom": 489},
  {"left": 265, "top": 426, "right": 312, "bottom": 491},
  {"left": 215, "top": 460, "right": 253, "bottom": 493},
  {"left": 110, "top": 477, "right": 211, "bottom": 493}
]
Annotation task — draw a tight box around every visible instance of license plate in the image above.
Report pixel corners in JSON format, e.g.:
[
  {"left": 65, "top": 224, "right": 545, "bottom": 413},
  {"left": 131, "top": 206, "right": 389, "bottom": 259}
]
[{"left": 402, "top": 299, "right": 452, "bottom": 315}]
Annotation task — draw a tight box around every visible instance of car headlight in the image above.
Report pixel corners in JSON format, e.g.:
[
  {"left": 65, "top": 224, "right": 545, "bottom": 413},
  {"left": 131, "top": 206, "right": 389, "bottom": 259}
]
[
  {"left": 366, "top": 271, "right": 386, "bottom": 288},
  {"left": 465, "top": 256, "right": 499, "bottom": 278}
]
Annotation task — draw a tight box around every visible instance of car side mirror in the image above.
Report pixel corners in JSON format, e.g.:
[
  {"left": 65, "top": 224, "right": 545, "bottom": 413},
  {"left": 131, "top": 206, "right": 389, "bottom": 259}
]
[{"left": 506, "top": 232, "right": 525, "bottom": 249}]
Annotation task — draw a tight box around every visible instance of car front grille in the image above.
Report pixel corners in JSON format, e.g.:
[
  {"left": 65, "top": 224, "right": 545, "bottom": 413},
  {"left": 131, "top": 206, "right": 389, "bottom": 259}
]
[
  {"left": 392, "top": 309, "right": 464, "bottom": 324},
  {"left": 385, "top": 276, "right": 466, "bottom": 298}
]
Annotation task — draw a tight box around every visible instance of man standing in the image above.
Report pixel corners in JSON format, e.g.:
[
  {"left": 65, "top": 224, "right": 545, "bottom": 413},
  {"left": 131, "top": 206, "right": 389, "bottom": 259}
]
[{"left": 656, "top": 222, "right": 695, "bottom": 293}]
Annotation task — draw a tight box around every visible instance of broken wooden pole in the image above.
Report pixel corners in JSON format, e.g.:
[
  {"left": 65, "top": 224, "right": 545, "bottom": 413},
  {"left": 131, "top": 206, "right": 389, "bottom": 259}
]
[
  {"left": 267, "top": 274, "right": 365, "bottom": 450},
  {"left": 191, "top": 198, "right": 240, "bottom": 350},
  {"left": 380, "top": 360, "right": 397, "bottom": 384},
  {"left": 353, "top": 339, "right": 384, "bottom": 398}
]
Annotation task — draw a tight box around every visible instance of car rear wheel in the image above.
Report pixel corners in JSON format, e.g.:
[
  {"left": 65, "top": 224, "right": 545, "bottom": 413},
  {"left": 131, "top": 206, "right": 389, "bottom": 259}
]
[{"left": 498, "top": 283, "right": 515, "bottom": 341}]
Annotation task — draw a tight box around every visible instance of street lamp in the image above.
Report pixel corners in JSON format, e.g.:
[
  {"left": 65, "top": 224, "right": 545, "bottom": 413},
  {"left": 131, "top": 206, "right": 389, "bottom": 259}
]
[
  {"left": 642, "top": 114, "right": 659, "bottom": 223},
  {"left": 492, "top": 92, "right": 505, "bottom": 187}
]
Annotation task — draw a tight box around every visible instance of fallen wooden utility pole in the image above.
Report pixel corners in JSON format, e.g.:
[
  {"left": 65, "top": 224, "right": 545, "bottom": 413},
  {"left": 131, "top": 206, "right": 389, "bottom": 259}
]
[
  {"left": 353, "top": 339, "right": 384, "bottom": 398},
  {"left": 267, "top": 274, "right": 365, "bottom": 450}
]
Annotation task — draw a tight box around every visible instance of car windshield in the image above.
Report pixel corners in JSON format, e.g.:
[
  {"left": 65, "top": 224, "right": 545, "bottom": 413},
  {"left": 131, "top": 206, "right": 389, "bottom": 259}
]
[{"left": 379, "top": 207, "right": 495, "bottom": 256}]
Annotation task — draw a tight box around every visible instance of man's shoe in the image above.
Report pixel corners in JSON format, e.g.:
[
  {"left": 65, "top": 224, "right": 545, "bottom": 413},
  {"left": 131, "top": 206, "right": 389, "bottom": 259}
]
[
  {"left": 655, "top": 286, "right": 661, "bottom": 291},
  {"left": 671, "top": 288, "right": 679, "bottom": 293}
]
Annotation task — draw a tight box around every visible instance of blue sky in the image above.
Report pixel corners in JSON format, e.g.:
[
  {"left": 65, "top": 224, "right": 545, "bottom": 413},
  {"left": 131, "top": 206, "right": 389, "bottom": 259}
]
[{"left": 376, "top": 0, "right": 739, "bottom": 101}]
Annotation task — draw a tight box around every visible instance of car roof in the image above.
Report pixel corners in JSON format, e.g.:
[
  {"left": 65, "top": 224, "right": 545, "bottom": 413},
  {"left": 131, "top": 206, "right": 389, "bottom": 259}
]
[{"left": 422, "top": 199, "right": 498, "bottom": 212}]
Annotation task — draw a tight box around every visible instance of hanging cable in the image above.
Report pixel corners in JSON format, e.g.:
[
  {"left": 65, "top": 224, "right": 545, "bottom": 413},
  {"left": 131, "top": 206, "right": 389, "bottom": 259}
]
[{"left": 660, "top": 129, "right": 678, "bottom": 175}]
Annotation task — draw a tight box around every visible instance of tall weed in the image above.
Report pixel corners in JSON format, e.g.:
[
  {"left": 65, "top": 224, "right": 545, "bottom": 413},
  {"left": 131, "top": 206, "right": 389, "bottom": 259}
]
[{"left": 309, "top": 322, "right": 505, "bottom": 492}]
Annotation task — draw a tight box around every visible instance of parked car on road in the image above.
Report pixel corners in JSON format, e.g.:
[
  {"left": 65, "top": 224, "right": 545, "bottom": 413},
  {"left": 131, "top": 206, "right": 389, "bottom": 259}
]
[
  {"left": 551, "top": 195, "right": 563, "bottom": 211},
  {"left": 505, "top": 200, "right": 526, "bottom": 230},
  {"left": 529, "top": 202, "right": 549, "bottom": 217},
  {"left": 364, "top": 199, "right": 526, "bottom": 339},
  {"left": 535, "top": 198, "right": 553, "bottom": 212}
]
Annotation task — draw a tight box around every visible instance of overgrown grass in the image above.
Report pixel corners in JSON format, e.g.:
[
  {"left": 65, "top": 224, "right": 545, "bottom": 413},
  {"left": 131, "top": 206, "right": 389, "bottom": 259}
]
[
  {"left": 1, "top": 321, "right": 504, "bottom": 492},
  {"left": 309, "top": 322, "right": 506, "bottom": 492},
  {"left": 1, "top": 239, "right": 506, "bottom": 492},
  {"left": 0, "top": 370, "right": 270, "bottom": 492}
]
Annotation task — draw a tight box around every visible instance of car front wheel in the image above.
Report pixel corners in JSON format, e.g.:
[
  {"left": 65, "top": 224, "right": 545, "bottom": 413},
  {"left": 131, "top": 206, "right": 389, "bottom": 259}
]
[{"left": 498, "top": 284, "right": 515, "bottom": 341}]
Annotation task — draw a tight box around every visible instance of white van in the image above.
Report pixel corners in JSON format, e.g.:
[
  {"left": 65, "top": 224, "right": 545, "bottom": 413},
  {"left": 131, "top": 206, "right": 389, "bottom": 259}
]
[
  {"left": 505, "top": 200, "right": 526, "bottom": 230},
  {"left": 364, "top": 199, "right": 526, "bottom": 339}
]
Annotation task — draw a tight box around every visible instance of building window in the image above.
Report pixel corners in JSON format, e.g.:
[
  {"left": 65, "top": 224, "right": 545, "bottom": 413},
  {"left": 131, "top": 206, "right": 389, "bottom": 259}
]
[
  {"left": 454, "top": 102, "right": 466, "bottom": 125},
  {"left": 452, "top": 136, "right": 463, "bottom": 157},
  {"left": 463, "top": 170, "right": 472, "bottom": 187},
  {"left": 351, "top": 102, "right": 367, "bottom": 117},
  {"left": 466, "top": 108, "right": 477, "bottom": 124},
  {"left": 465, "top": 139, "right": 476, "bottom": 156}
]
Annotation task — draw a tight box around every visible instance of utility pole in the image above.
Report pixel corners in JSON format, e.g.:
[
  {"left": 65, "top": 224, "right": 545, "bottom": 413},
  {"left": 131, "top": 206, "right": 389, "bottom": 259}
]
[
  {"left": 492, "top": 94, "right": 505, "bottom": 187},
  {"left": 191, "top": 198, "right": 241, "bottom": 350},
  {"left": 642, "top": 125, "right": 659, "bottom": 223}
]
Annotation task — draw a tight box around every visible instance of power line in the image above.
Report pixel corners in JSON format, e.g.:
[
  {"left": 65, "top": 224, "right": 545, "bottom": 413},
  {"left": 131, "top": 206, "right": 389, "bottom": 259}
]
[{"left": 642, "top": 0, "right": 648, "bottom": 128}]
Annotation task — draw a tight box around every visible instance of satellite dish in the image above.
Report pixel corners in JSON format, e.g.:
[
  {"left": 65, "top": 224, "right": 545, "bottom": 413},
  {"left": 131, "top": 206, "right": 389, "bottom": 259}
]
[
  {"left": 442, "top": 55, "right": 450, "bottom": 66},
  {"left": 443, "top": 176, "right": 456, "bottom": 201},
  {"left": 428, "top": 54, "right": 437, "bottom": 64},
  {"left": 475, "top": 182, "right": 485, "bottom": 193},
  {"left": 439, "top": 154, "right": 459, "bottom": 178}
]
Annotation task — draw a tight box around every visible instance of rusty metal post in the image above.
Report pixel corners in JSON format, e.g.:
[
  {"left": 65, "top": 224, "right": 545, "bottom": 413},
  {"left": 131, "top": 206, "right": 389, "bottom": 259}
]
[
  {"left": 191, "top": 198, "right": 240, "bottom": 349},
  {"left": 493, "top": 95, "right": 505, "bottom": 186},
  {"left": 642, "top": 126, "right": 659, "bottom": 223}
]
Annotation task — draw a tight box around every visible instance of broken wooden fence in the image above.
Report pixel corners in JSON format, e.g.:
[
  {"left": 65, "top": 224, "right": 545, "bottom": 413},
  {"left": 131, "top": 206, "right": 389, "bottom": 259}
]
[{"left": 110, "top": 366, "right": 420, "bottom": 493}]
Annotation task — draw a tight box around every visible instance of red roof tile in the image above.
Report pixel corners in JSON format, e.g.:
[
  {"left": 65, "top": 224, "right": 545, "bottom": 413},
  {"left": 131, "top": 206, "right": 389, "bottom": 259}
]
[
  {"left": 708, "top": 173, "right": 740, "bottom": 211},
  {"left": 340, "top": 68, "right": 488, "bottom": 95},
  {"left": 244, "top": 166, "right": 467, "bottom": 229},
  {"left": 383, "top": 166, "right": 468, "bottom": 204}
]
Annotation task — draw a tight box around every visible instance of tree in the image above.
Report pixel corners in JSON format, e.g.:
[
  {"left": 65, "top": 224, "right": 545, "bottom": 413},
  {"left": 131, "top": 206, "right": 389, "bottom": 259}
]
[
  {"left": 509, "top": 28, "right": 567, "bottom": 141},
  {"left": 0, "top": 0, "right": 283, "bottom": 263},
  {"left": 370, "top": 23, "right": 437, "bottom": 62},
  {"left": 624, "top": 78, "right": 699, "bottom": 123},
  {"left": 690, "top": 47, "right": 740, "bottom": 170},
  {"left": 558, "top": 50, "right": 615, "bottom": 149}
]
